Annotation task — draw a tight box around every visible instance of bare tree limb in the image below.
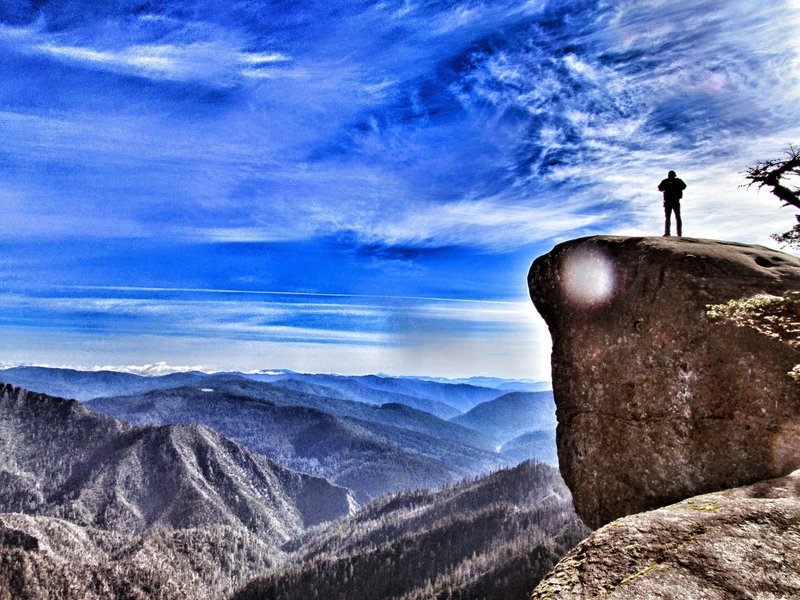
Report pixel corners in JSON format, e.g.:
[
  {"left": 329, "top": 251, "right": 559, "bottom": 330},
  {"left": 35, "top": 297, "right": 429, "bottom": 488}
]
[
  {"left": 743, "top": 145, "right": 800, "bottom": 248},
  {"left": 744, "top": 144, "right": 800, "bottom": 211}
]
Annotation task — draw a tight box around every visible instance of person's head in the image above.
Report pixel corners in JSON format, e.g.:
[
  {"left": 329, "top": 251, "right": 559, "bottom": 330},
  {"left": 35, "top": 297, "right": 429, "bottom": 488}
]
[{"left": 668, "top": 170, "right": 676, "bottom": 178}]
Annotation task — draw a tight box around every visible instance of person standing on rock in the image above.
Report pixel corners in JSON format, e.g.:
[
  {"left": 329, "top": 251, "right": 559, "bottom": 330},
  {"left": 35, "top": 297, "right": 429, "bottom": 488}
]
[{"left": 658, "top": 170, "right": 687, "bottom": 237}]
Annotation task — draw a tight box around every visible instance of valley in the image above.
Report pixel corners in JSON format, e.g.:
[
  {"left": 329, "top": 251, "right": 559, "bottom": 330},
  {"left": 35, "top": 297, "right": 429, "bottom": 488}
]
[{"left": 0, "top": 366, "right": 580, "bottom": 599}]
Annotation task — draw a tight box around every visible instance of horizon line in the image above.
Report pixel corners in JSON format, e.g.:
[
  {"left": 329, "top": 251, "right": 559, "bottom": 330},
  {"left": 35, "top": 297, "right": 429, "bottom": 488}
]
[{"left": 0, "top": 362, "right": 552, "bottom": 383}]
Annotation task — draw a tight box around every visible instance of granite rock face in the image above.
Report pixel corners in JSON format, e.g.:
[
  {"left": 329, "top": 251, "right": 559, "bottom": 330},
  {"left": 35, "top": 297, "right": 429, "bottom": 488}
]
[
  {"left": 530, "top": 469, "right": 800, "bottom": 599},
  {"left": 528, "top": 236, "right": 800, "bottom": 529}
]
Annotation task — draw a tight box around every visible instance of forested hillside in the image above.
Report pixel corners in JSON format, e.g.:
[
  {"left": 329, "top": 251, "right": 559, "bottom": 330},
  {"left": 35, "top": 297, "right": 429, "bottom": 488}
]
[
  {"left": 500, "top": 430, "right": 558, "bottom": 466},
  {"left": 234, "top": 461, "right": 589, "bottom": 600},
  {"left": 0, "top": 383, "right": 353, "bottom": 598},
  {"left": 451, "top": 392, "right": 557, "bottom": 445},
  {"left": 0, "top": 369, "right": 576, "bottom": 600}
]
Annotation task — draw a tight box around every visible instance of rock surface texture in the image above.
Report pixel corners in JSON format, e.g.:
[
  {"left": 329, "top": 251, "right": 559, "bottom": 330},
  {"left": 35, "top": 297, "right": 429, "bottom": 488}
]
[
  {"left": 530, "top": 470, "right": 800, "bottom": 599},
  {"left": 528, "top": 236, "right": 800, "bottom": 529}
]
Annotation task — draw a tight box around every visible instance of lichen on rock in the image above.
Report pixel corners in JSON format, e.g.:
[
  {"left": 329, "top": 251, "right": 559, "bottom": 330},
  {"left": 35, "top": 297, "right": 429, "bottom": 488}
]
[{"left": 707, "top": 290, "right": 800, "bottom": 380}]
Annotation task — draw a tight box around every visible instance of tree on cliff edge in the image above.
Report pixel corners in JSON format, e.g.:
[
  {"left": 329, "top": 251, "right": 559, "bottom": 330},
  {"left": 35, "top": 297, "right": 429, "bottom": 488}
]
[
  {"left": 713, "top": 147, "right": 800, "bottom": 381},
  {"left": 744, "top": 144, "right": 800, "bottom": 248}
]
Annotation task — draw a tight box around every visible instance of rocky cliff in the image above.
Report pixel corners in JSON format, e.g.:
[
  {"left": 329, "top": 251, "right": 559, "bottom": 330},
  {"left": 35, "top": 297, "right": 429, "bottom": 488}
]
[
  {"left": 528, "top": 236, "right": 800, "bottom": 529},
  {"left": 531, "top": 469, "right": 800, "bottom": 598}
]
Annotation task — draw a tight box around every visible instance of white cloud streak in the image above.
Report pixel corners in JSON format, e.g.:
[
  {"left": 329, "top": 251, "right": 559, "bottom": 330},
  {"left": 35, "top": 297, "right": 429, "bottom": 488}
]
[
  {"left": 2, "top": 21, "right": 294, "bottom": 85},
  {"left": 0, "top": 292, "right": 552, "bottom": 379}
]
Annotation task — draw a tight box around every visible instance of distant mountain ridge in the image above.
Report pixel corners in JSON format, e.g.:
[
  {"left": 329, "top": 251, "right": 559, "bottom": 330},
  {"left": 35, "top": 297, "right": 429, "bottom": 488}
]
[
  {"left": 403, "top": 374, "right": 552, "bottom": 392},
  {"left": 0, "top": 366, "right": 542, "bottom": 414},
  {"left": 451, "top": 391, "right": 557, "bottom": 445},
  {"left": 296, "top": 373, "right": 507, "bottom": 412},
  {"left": 266, "top": 376, "right": 462, "bottom": 419},
  {"left": 86, "top": 379, "right": 505, "bottom": 501},
  {"left": 0, "top": 366, "right": 207, "bottom": 401}
]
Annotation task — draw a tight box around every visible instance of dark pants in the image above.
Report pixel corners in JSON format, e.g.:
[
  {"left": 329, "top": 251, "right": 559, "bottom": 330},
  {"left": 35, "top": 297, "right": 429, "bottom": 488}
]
[{"left": 664, "top": 201, "right": 682, "bottom": 236}]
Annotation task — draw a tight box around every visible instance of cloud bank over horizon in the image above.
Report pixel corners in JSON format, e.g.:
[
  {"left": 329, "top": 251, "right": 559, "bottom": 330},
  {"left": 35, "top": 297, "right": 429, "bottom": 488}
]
[{"left": 1, "top": 0, "right": 799, "bottom": 377}]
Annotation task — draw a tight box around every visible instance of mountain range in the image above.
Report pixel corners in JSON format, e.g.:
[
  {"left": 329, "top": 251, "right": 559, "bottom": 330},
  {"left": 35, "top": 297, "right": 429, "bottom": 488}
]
[
  {"left": 0, "top": 366, "right": 208, "bottom": 401},
  {"left": 0, "top": 367, "right": 569, "bottom": 598},
  {"left": 0, "top": 366, "right": 545, "bottom": 413},
  {"left": 84, "top": 376, "right": 508, "bottom": 500},
  {"left": 1, "top": 367, "right": 559, "bottom": 496},
  {"left": 0, "top": 382, "right": 354, "bottom": 598}
]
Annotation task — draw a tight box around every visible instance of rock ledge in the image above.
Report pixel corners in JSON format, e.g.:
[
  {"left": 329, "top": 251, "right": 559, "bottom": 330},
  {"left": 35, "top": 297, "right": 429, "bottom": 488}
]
[
  {"left": 528, "top": 236, "right": 800, "bottom": 528},
  {"left": 531, "top": 469, "right": 800, "bottom": 599}
]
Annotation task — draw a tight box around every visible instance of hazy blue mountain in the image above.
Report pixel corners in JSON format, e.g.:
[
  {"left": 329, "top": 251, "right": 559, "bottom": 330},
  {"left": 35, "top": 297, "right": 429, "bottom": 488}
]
[
  {"left": 248, "top": 377, "right": 462, "bottom": 421},
  {"left": 500, "top": 429, "right": 559, "bottom": 466},
  {"left": 235, "top": 461, "right": 589, "bottom": 600},
  {"left": 0, "top": 366, "right": 208, "bottom": 401},
  {"left": 334, "top": 374, "right": 506, "bottom": 412},
  {"left": 183, "top": 375, "right": 497, "bottom": 452},
  {"left": 1, "top": 366, "right": 539, "bottom": 418},
  {"left": 87, "top": 382, "right": 504, "bottom": 501},
  {"left": 407, "top": 375, "right": 553, "bottom": 392},
  {"left": 272, "top": 385, "right": 482, "bottom": 447},
  {"left": 242, "top": 371, "right": 505, "bottom": 412},
  {"left": 264, "top": 377, "right": 463, "bottom": 419},
  {"left": 451, "top": 391, "right": 557, "bottom": 446}
]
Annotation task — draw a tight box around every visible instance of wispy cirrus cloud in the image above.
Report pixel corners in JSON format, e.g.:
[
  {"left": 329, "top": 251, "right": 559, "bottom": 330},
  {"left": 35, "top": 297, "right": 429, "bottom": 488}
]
[
  {"left": 1, "top": 0, "right": 799, "bottom": 377},
  {"left": 2, "top": 0, "right": 797, "bottom": 252},
  {"left": 0, "top": 286, "right": 551, "bottom": 378},
  {"left": 0, "top": 19, "right": 295, "bottom": 85}
]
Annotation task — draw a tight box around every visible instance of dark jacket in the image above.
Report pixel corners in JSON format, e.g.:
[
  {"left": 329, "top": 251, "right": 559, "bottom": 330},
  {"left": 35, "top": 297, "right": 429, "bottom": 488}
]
[{"left": 658, "top": 177, "right": 686, "bottom": 204}]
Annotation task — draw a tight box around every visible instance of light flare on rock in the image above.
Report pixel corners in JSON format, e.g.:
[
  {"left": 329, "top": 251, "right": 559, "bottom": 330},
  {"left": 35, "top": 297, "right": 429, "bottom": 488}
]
[{"left": 560, "top": 248, "right": 615, "bottom": 308}]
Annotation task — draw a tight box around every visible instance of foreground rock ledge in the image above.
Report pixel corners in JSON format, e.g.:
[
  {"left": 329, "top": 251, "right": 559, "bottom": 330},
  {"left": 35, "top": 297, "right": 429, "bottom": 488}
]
[
  {"left": 528, "top": 236, "right": 800, "bottom": 529},
  {"left": 530, "top": 470, "right": 800, "bottom": 599}
]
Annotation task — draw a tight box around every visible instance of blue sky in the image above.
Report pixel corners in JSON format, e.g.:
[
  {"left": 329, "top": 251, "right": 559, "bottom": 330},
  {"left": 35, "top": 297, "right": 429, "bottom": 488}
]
[{"left": 1, "top": 0, "right": 799, "bottom": 379}]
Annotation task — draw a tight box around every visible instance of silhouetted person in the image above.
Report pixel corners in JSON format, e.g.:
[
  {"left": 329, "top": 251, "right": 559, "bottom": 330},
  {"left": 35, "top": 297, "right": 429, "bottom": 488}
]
[{"left": 658, "top": 170, "right": 686, "bottom": 236}]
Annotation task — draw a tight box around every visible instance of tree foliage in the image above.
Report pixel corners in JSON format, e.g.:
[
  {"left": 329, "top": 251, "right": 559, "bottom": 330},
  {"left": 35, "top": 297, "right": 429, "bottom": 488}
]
[{"left": 743, "top": 145, "right": 800, "bottom": 248}]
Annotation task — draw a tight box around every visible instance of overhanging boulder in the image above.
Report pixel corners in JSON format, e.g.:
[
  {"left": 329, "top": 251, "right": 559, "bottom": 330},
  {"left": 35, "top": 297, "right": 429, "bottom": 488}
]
[{"left": 528, "top": 236, "right": 800, "bottom": 529}]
